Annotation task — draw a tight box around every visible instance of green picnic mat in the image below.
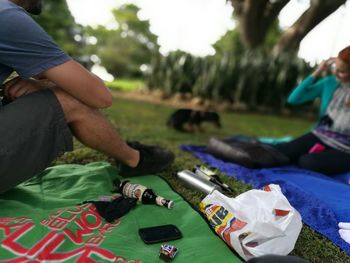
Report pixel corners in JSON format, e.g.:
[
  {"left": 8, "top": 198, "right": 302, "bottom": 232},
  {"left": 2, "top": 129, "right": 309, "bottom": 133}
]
[{"left": 0, "top": 162, "right": 241, "bottom": 262}]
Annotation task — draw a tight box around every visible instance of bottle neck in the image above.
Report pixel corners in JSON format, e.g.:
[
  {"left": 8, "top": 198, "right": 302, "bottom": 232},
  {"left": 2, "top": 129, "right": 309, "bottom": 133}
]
[{"left": 141, "top": 189, "right": 157, "bottom": 204}]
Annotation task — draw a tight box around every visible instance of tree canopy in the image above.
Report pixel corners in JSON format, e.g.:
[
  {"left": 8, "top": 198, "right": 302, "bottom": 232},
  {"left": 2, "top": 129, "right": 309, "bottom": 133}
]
[
  {"left": 86, "top": 4, "right": 160, "bottom": 78},
  {"left": 33, "top": 0, "right": 83, "bottom": 57}
]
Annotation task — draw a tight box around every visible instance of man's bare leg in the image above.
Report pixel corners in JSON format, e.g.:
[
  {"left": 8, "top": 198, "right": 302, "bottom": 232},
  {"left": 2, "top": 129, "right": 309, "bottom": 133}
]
[{"left": 53, "top": 88, "right": 139, "bottom": 168}]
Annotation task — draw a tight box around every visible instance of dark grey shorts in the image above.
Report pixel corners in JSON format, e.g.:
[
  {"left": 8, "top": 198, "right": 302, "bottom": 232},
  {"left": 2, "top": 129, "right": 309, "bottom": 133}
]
[{"left": 0, "top": 89, "right": 73, "bottom": 194}]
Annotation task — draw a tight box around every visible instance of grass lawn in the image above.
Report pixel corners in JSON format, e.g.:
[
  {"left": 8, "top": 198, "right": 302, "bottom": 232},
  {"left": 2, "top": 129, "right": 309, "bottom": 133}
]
[
  {"left": 105, "top": 79, "right": 144, "bottom": 91},
  {"left": 56, "top": 96, "right": 349, "bottom": 263}
]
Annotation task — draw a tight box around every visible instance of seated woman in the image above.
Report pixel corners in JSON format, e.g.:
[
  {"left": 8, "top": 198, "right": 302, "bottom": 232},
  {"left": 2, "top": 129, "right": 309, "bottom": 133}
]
[{"left": 274, "top": 45, "right": 350, "bottom": 175}]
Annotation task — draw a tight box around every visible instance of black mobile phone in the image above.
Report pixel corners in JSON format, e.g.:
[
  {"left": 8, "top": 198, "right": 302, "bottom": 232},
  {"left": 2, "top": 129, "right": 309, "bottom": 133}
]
[{"left": 138, "top": 224, "right": 182, "bottom": 244}]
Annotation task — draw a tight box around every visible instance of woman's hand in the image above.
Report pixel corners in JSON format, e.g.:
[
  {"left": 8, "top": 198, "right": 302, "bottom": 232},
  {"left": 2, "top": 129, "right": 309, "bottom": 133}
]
[{"left": 312, "top": 57, "right": 336, "bottom": 78}]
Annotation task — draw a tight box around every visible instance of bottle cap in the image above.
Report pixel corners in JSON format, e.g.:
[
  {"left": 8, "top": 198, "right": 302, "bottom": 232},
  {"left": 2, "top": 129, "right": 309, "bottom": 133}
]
[{"left": 166, "top": 200, "right": 174, "bottom": 209}]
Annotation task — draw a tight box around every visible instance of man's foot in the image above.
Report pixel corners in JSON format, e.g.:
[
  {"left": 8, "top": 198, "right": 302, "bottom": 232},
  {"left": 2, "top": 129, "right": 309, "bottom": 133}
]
[{"left": 118, "top": 141, "right": 175, "bottom": 177}]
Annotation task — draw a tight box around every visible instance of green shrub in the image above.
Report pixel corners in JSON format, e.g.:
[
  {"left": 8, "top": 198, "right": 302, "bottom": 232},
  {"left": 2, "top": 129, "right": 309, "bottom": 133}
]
[{"left": 145, "top": 50, "right": 313, "bottom": 113}]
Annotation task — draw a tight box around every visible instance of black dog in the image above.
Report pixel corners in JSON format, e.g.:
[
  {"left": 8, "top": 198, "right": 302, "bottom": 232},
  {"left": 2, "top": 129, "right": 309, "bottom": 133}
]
[{"left": 167, "top": 109, "right": 221, "bottom": 132}]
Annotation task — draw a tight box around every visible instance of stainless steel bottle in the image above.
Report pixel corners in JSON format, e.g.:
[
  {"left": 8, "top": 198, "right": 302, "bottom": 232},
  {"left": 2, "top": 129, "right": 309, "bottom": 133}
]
[
  {"left": 193, "top": 165, "right": 233, "bottom": 194},
  {"left": 176, "top": 170, "right": 221, "bottom": 194}
]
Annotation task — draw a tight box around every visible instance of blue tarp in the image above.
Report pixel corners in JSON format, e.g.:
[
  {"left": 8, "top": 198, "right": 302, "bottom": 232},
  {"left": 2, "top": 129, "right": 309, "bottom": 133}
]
[{"left": 182, "top": 144, "right": 350, "bottom": 255}]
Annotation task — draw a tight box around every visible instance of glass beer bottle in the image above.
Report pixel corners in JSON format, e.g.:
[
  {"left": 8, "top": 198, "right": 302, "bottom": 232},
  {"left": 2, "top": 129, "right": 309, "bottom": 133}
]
[{"left": 119, "top": 180, "right": 174, "bottom": 209}]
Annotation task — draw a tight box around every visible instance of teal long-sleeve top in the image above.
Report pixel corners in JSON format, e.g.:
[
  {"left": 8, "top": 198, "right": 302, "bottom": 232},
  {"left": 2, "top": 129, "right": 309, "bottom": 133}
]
[{"left": 287, "top": 75, "right": 340, "bottom": 119}]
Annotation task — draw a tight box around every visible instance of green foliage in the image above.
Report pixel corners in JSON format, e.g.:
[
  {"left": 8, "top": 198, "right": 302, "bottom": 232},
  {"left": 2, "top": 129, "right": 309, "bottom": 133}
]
[
  {"left": 112, "top": 5, "right": 158, "bottom": 46},
  {"left": 146, "top": 50, "right": 312, "bottom": 113},
  {"left": 146, "top": 51, "right": 205, "bottom": 94},
  {"left": 235, "top": 50, "right": 308, "bottom": 111},
  {"left": 105, "top": 79, "right": 144, "bottom": 91},
  {"left": 55, "top": 97, "right": 348, "bottom": 263},
  {"left": 33, "top": 0, "right": 82, "bottom": 57},
  {"left": 213, "top": 20, "right": 282, "bottom": 59},
  {"left": 213, "top": 29, "right": 245, "bottom": 59},
  {"left": 264, "top": 20, "right": 283, "bottom": 50},
  {"left": 86, "top": 4, "right": 160, "bottom": 78}
]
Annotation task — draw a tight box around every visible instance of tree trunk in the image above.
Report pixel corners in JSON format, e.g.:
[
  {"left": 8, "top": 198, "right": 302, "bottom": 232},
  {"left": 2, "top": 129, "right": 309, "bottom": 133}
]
[
  {"left": 229, "top": 0, "right": 347, "bottom": 54},
  {"left": 273, "top": 0, "right": 346, "bottom": 54},
  {"left": 230, "top": 0, "right": 289, "bottom": 49}
]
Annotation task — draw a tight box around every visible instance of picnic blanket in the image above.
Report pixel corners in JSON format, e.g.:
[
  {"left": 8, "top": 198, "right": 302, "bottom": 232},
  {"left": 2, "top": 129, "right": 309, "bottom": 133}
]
[
  {"left": 0, "top": 162, "right": 241, "bottom": 262},
  {"left": 181, "top": 144, "right": 350, "bottom": 256}
]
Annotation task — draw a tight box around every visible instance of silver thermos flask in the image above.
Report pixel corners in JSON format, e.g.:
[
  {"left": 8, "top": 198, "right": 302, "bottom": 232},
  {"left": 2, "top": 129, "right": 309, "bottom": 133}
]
[{"left": 176, "top": 170, "right": 221, "bottom": 194}]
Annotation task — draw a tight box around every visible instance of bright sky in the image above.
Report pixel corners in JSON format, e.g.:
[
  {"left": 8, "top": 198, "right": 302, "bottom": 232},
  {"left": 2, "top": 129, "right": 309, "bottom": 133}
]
[{"left": 66, "top": 0, "right": 350, "bottom": 64}]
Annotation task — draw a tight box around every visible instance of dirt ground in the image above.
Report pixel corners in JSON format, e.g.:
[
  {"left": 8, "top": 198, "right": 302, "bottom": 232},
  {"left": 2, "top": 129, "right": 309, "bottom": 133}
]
[
  {"left": 111, "top": 88, "right": 248, "bottom": 112},
  {"left": 111, "top": 88, "right": 321, "bottom": 121}
]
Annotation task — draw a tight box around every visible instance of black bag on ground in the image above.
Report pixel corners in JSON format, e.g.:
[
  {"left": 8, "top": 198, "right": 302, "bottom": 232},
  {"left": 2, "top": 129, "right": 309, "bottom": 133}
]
[
  {"left": 206, "top": 137, "right": 289, "bottom": 168},
  {"left": 88, "top": 196, "right": 138, "bottom": 223}
]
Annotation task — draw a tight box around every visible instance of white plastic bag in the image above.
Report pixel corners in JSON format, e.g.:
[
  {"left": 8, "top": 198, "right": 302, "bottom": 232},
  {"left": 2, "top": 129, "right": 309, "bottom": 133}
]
[{"left": 199, "top": 184, "right": 302, "bottom": 261}]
